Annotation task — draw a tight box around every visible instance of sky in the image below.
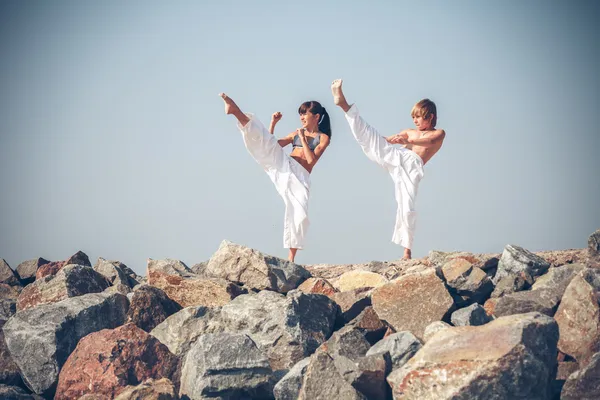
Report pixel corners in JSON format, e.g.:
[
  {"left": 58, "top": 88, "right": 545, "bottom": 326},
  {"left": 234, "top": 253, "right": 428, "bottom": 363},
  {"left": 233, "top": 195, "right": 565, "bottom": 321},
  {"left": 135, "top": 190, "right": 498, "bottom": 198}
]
[{"left": 1, "top": 0, "right": 599, "bottom": 275}]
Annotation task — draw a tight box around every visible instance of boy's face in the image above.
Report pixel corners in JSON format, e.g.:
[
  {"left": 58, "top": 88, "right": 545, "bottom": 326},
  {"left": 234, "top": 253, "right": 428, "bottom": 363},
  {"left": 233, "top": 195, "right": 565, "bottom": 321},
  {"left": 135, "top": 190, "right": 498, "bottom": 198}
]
[{"left": 412, "top": 113, "right": 434, "bottom": 131}]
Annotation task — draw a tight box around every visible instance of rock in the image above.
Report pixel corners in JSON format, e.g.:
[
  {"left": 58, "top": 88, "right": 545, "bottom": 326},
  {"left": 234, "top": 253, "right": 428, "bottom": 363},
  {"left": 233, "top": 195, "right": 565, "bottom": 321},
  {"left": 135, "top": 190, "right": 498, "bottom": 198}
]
[
  {"left": 493, "top": 288, "right": 560, "bottom": 317},
  {"left": 297, "top": 277, "right": 338, "bottom": 297},
  {"left": 440, "top": 259, "right": 493, "bottom": 303},
  {"left": 147, "top": 258, "right": 245, "bottom": 307},
  {"left": 65, "top": 251, "right": 91, "bottom": 267},
  {"left": 35, "top": 261, "right": 65, "bottom": 280},
  {"left": 16, "top": 258, "right": 50, "bottom": 285},
  {"left": 114, "top": 378, "right": 177, "bottom": 400},
  {"left": 371, "top": 270, "right": 454, "bottom": 341},
  {"left": 427, "top": 251, "right": 482, "bottom": 268},
  {"left": 561, "top": 351, "right": 600, "bottom": 400},
  {"left": 126, "top": 285, "right": 182, "bottom": 332},
  {"left": 553, "top": 361, "right": 580, "bottom": 398},
  {"left": 0, "top": 260, "right": 20, "bottom": 286},
  {"left": 332, "top": 353, "right": 389, "bottom": 400},
  {"left": 298, "top": 352, "right": 366, "bottom": 400},
  {"left": 588, "top": 230, "right": 600, "bottom": 269},
  {"left": 205, "top": 240, "right": 311, "bottom": 293},
  {"left": 422, "top": 321, "right": 452, "bottom": 343},
  {"left": 2, "top": 292, "right": 129, "bottom": 396},
  {"left": 483, "top": 297, "right": 500, "bottom": 317},
  {"left": 490, "top": 271, "right": 533, "bottom": 298},
  {"left": 220, "top": 290, "right": 340, "bottom": 372},
  {"left": 150, "top": 306, "right": 224, "bottom": 357},
  {"left": 536, "top": 248, "right": 587, "bottom": 268},
  {"left": 0, "top": 385, "right": 45, "bottom": 399},
  {"left": 330, "top": 288, "right": 372, "bottom": 323},
  {"left": 16, "top": 264, "right": 110, "bottom": 311},
  {"left": 55, "top": 324, "right": 177, "bottom": 400},
  {"left": 531, "top": 263, "right": 585, "bottom": 295},
  {"left": 366, "top": 331, "right": 422, "bottom": 370},
  {"left": 316, "top": 325, "right": 371, "bottom": 362},
  {"left": 334, "top": 271, "right": 388, "bottom": 292},
  {"left": 94, "top": 258, "right": 139, "bottom": 288},
  {"left": 493, "top": 244, "right": 550, "bottom": 284},
  {"left": 0, "top": 323, "right": 23, "bottom": 387},
  {"left": 190, "top": 261, "right": 207, "bottom": 276},
  {"left": 450, "top": 303, "right": 492, "bottom": 326},
  {"left": 0, "top": 299, "right": 16, "bottom": 321},
  {"left": 179, "top": 333, "right": 274, "bottom": 400},
  {"left": 387, "top": 312, "right": 559, "bottom": 400},
  {"left": 555, "top": 268, "right": 600, "bottom": 367},
  {"left": 273, "top": 358, "right": 310, "bottom": 400},
  {"left": 0, "top": 284, "right": 20, "bottom": 301},
  {"left": 344, "top": 306, "right": 387, "bottom": 345}
]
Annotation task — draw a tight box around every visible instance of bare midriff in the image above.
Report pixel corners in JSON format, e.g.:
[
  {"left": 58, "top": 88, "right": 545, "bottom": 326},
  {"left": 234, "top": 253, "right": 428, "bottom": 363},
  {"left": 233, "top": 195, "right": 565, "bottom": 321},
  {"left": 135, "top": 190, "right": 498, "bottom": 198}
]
[
  {"left": 290, "top": 148, "right": 314, "bottom": 173},
  {"left": 404, "top": 131, "right": 444, "bottom": 166}
]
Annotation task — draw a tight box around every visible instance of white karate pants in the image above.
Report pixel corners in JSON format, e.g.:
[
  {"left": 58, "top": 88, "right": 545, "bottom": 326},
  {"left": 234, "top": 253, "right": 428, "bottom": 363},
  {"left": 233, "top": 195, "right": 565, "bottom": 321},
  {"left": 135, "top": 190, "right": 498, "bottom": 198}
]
[
  {"left": 237, "top": 114, "right": 310, "bottom": 249},
  {"left": 344, "top": 105, "right": 424, "bottom": 249}
]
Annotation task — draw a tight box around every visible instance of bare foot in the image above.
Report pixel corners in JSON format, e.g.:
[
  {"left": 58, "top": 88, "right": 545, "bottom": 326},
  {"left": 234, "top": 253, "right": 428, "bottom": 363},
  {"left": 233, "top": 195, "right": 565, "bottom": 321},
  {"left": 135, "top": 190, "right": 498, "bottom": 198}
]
[
  {"left": 219, "top": 92, "right": 249, "bottom": 126},
  {"left": 288, "top": 248, "right": 298, "bottom": 263},
  {"left": 402, "top": 248, "right": 412, "bottom": 260},
  {"left": 331, "top": 79, "right": 350, "bottom": 112}
]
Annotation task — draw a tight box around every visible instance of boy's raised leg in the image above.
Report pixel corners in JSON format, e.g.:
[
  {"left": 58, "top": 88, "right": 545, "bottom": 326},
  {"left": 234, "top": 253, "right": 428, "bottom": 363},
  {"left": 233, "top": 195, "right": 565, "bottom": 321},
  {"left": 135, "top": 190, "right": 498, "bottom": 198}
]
[{"left": 331, "top": 79, "right": 351, "bottom": 112}]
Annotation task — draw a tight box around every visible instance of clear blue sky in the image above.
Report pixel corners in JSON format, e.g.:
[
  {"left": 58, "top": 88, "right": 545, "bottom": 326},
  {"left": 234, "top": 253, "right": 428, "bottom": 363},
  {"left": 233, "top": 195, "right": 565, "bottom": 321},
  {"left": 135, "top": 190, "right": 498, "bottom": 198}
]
[{"left": 1, "top": 0, "right": 599, "bottom": 275}]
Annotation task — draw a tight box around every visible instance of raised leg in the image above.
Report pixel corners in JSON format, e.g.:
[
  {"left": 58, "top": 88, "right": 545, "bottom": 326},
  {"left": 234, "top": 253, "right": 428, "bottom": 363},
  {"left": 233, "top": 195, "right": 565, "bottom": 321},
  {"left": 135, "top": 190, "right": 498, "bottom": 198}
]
[{"left": 219, "top": 93, "right": 250, "bottom": 127}]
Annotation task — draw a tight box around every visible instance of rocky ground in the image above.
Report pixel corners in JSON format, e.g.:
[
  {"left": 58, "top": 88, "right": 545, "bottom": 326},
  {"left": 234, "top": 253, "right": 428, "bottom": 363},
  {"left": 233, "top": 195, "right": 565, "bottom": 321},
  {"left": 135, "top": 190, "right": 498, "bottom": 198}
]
[{"left": 0, "top": 231, "right": 599, "bottom": 400}]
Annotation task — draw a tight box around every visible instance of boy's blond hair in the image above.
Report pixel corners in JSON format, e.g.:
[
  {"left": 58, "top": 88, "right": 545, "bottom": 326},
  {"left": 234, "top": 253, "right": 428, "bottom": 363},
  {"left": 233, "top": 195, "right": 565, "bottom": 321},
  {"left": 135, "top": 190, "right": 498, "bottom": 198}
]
[{"left": 411, "top": 99, "right": 437, "bottom": 128}]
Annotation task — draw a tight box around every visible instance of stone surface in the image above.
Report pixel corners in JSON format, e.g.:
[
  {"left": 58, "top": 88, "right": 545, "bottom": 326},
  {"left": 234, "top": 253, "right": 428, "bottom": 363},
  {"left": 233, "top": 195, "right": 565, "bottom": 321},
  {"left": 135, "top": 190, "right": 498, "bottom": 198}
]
[
  {"left": 0, "top": 259, "right": 20, "bottom": 286},
  {"left": 554, "top": 268, "right": 600, "bottom": 367},
  {"left": 273, "top": 358, "right": 309, "bottom": 400},
  {"left": 450, "top": 303, "right": 492, "bottom": 326},
  {"left": 366, "top": 331, "right": 422, "bottom": 370},
  {"left": 94, "top": 258, "right": 139, "bottom": 288},
  {"left": 126, "top": 285, "right": 182, "bottom": 332},
  {"left": 55, "top": 324, "right": 177, "bottom": 400},
  {"left": 493, "top": 244, "right": 550, "bottom": 284},
  {"left": 330, "top": 287, "right": 372, "bottom": 323},
  {"left": 334, "top": 270, "right": 388, "bottom": 292},
  {"left": 0, "top": 284, "right": 20, "bottom": 301},
  {"left": 344, "top": 306, "right": 387, "bottom": 345},
  {"left": 422, "top": 321, "right": 452, "bottom": 343},
  {"left": 0, "top": 299, "right": 16, "bottom": 321},
  {"left": 0, "top": 323, "right": 23, "bottom": 387},
  {"left": 205, "top": 240, "right": 311, "bottom": 293},
  {"left": 16, "top": 258, "right": 50, "bottom": 285},
  {"left": 588, "top": 230, "right": 600, "bottom": 269},
  {"left": 298, "top": 352, "right": 366, "bottom": 400},
  {"left": 494, "top": 288, "right": 560, "bottom": 317},
  {"left": 387, "top": 312, "right": 559, "bottom": 400},
  {"left": 333, "top": 353, "right": 389, "bottom": 400},
  {"left": 179, "top": 333, "right": 274, "bottom": 400},
  {"left": 2, "top": 292, "right": 129, "bottom": 396},
  {"left": 0, "top": 385, "right": 45, "bottom": 399},
  {"left": 297, "top": 277, "right": 338, "bottom": 297},
  {"left": 561, "top": 351, "right": 600, "bottom": 400},
  {"left": 114, "top": 378, "right": 177, "bottom": 400},
  {"left": 147, "top": 258, "right": 245, "bottom": 307},
  {"left": 491, "top": 271, "right": 533, "bottom": 298},
  {"left": 441, "top": 259, "right": 493, "bottom": 303},
  {"left": 35, "top": 261, "right": 65, "bottom": 280},
  {"left": 17, "top": 264, "right": 110, "bottom": 311},
  {"left": 483, "top": 297, "right": 500, "bottom": 317},
  {"left": 531, "top": 263, "right": 585, "bottom": 295},
  {"left": 316, "top": 325, "right": 371, "bottom": 362},
  {"left": 371, "top": 270, "right": 454, "bottom": 341}
]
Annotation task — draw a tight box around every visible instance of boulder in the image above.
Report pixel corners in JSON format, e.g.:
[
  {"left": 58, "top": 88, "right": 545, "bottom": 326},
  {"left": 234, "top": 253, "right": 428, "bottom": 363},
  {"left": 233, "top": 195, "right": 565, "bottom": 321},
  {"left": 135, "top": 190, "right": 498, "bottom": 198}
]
[
  {"left": 387, "top": 312, "right": 558, "bottom": 400},
  {"left": 441, "top": 259, "right": 494, "bottom": 302},
  {"left": 114, "top": 378, "right": 177, "bottom": 400},
  {"left": 494, "top": 289, "right": 560, "bottom": 317},
  {"left": 588, "top": 230, "right": 600, "bottom": 269},
  {"left": 422, "top": 321, "right": 452, "bottom": 343},
  {"left": 316, "top": 325, "right": 371, "bottom": 362},
  {"left": 490, "top": 271, "right": 533, "bottom": 298},
  {"left": 330, "top": 287, "right": 372, "bottom": 323},
  {"left": 126, "top": 285, "right": 182, "bottom": 332},
  {"left": 205, "top": 241, "right": 311, "bottom": 293},
  {"left": 0, "top": 299, "right": 16, "bottom": 322},
  {"left": 366, "top": 331, "right": 422, "bottom": 370},
  {"left": 493, "top": 244, "right": 550, "bottom": 284},
  {"left": 93, "top": 258, "right": 139, "bottom": 288},
  {"left": 16, "top": 258, "right": 50, "bottom": 285},
  {"left": 0, "top": 322, "right": 23, "bottom": 387},
  {"left": 450, "top": 303, "right": 492, "bottom": 326},
  {"left": 273, "top": 358, "right": 309, "bottom": 400},
  {"left": 0, "top": 284, "right": 20, "bottom": 301},
  {"left": 0, "top": 260, "right": 20, "bottom": 286},
  {"left": 298, "top": 352, "right": 366, "bottom": 400},
  {"left": 297, "top": 277, "right": 338, "bottom": 297},
  {"left": 334, "top": 271, "right": 388, "bottom": 292},
  {"left": 561, "top": 351, "right": 600, "bottom": 400},
  {"left": 344, "top": 306, "right": 387, "bottom": 345},
  {"left": 332, "top": 353, "right": 389, "bottom": 400}
]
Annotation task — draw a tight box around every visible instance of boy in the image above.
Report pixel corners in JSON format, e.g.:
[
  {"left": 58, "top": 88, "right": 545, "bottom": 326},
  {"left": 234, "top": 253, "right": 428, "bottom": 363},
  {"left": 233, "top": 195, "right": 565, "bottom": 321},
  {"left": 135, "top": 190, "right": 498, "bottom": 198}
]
[{"left": 331, "top": 79, "right": 445, "bottom": 259}]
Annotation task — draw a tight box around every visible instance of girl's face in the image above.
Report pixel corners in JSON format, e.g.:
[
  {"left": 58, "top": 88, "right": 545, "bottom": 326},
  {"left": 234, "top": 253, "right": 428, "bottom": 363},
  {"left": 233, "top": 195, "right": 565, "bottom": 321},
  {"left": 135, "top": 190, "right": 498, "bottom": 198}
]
[{"left": 300, "top": 111, "right": 320, "bottom": 129}]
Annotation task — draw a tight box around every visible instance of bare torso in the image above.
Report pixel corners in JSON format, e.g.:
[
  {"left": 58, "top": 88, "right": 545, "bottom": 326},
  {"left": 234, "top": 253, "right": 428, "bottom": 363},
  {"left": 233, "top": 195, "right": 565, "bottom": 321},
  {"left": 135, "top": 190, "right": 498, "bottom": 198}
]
[
  {"left": 403, "top": 129, "right": 444, "bottom": 165},
  {"left": 288, "top": 133, "right": 325, "bottom": 173}
]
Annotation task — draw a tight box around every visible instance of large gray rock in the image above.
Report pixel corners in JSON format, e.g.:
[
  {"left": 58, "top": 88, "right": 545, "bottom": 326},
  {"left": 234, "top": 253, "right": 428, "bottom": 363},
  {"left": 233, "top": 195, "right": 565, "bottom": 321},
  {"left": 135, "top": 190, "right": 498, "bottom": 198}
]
[
  {"left": 179, "top": 333, "right": 274, "bottom": 400},
  {"left": 490, "top": 271, "right": 533, "bottom": 298},
  {"left": 493, "top": 244, "right": 550, "bottom": 284},
  {"left": 16, "top": 258, "right": 50, "bottom": 285},
  {"left": 273, "top": 358, "right": 310, "bottom": 400},
  {"left": 344, "top": 306, "right": 387, "bottom": 345},
  {"left": 588, "top": 230, "right": 600, "bottom": 269},
  {"left": 94, "top": 258, "right": 139, "bottom": 289},
  {"left": 205, "top": 240, "right": 311, "bottom": 293},
  {"left": 366, "top": 331, "right": 422, "bottom": 370},
  {"left": 150, "top": 306, "right": 224, "bottom": 356},
  {"left": 371, "top": 270, "right": 454, "bottom": 341},
  {"left": 2, "top": 292, "right": 129, "bottom": 396},
  {"left": 0, "top": 299, "right": 16, "bottom": 322},
  {"left": 220, "top": 290, "right": 340, "bottom": 372},
  {"left": 494, "top": 288, "right": 560, "bottom": 317},
  {"left": 0, "top": 322, "right": 23, "bottom": 387},
  {"left": 555, "top": 268, "right": 600, "bottom": 367},
  {"left": 0, "top": 260, "right": 20, "bottom": 286},
  {"left": 332, "top": 353, "right": 389, "bottom": 400},
  {"left": 561, "top": 351, "right": 600, "bottom": 400},
  {"left": 532, "top": 263, "right": 585, "bottom": 295},
  {"left": 316, "top": 325, "right": 371, "bottom": 362},
  {"left": 298, "top": 352, "right": 366, "bottom": 400},
  {"left": 0, "top": 385, "right": 45, "bottom": 399},
  {"left": 387, "top": 312, "right": 559, "bottom": 400},
  {"left": 16, "top": 264, "right": 110, "bottom": 311},
  {"left": 450, "top": 303, "right": 492, "bottom": 326},
  {"left": 440, "top": 259, "right": 493, "bottom": 303}
]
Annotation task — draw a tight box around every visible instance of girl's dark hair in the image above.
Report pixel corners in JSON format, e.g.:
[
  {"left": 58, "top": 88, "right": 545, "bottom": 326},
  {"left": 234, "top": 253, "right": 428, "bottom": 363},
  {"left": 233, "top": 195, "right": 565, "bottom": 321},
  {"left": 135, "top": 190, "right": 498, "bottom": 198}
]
[{"left": 298, "top": 101, "right": 331, "bottom": 137}]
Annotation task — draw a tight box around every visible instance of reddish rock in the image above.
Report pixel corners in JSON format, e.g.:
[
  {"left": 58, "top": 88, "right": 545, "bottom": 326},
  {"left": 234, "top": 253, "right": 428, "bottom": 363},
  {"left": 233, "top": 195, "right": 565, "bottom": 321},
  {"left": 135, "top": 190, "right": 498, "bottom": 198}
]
[
  {"left": 36, "top": 261, "right": 66, "bottom": 280},
  {"left": 484, "top": 297, "right": 500, "bottom": 317},
  {"left": 55, "top": 323, "right": 177, "bottom": 400},
  {"left": 371, "top": 270, "right": 454, "bottom": 341},
  {"left": 297, "top": 277, "right": 338, "bottom": 297},
  {"left": 346, "top": 307, "right": 388, "bottom": 345},
  {"left": 126, "top": 286, "right": 182, "bottom": 332}
]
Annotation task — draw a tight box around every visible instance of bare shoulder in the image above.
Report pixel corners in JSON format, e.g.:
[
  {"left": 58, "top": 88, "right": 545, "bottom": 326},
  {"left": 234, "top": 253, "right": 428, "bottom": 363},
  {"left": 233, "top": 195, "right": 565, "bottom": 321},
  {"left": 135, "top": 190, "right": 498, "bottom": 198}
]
[{"left": 319, "top": 133, "right": 331, "bottom": 144}]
